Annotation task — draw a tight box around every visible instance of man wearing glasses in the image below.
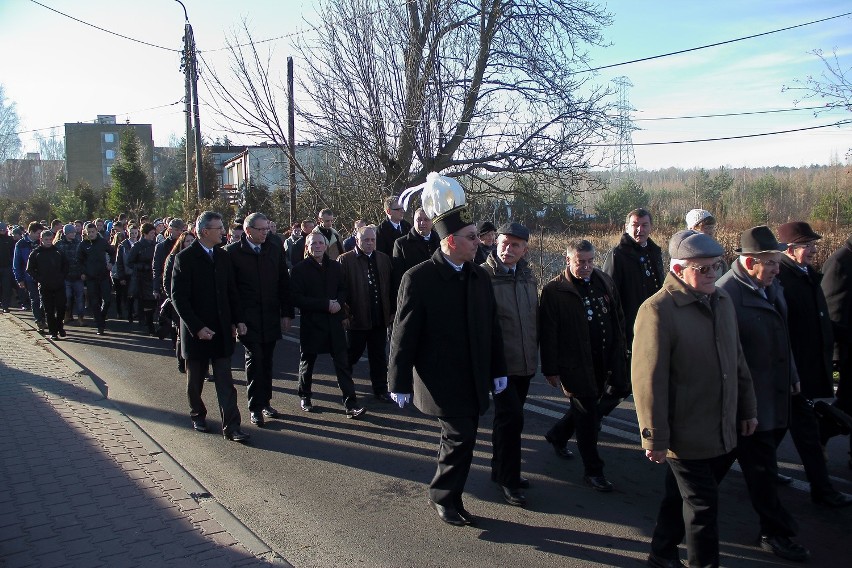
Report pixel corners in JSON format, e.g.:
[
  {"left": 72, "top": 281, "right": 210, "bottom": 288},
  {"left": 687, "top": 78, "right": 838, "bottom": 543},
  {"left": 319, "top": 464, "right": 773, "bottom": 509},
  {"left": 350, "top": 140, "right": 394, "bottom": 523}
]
[
  {"left": 776, "top": 221, "right": 852, "bottom": 508},
  {"left": 633, "top": 229, "right": 757, "bottom": 568},
  {"left": 171, "top": 211, "right": 250, "bottom": 442},
  {"left": 376, "top": 196, "right": 411, "bottom": 257}
]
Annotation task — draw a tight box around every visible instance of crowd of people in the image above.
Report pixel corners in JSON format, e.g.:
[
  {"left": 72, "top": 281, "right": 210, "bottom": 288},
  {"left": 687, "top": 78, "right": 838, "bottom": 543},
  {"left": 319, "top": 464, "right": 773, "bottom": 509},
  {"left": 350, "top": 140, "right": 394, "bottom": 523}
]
[{"left": 2, "top": 174, "right": 851, "bottom": 566}]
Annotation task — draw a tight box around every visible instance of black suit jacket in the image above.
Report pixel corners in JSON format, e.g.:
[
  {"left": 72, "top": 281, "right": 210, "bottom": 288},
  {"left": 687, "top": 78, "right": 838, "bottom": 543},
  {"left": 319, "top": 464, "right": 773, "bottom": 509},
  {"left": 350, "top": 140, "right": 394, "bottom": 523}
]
[
  {"left": 391, "top": 228, "right": 439, "bottom": 303},
  {"left": 171, "top": 240, "right": 243, "bottom": 360},
  {"left": 376, "top": 219, "right": 412, "bottom": 258}
]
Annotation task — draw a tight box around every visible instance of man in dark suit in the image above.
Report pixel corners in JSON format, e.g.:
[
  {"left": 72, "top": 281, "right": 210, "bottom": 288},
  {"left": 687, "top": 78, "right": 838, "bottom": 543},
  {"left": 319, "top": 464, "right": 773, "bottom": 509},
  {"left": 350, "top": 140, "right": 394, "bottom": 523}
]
[
  {"left": 376, "top": 196, "right": 412, "bottom": 258},
  {"left": 171, "top": 211, "right": 249, "bottom": 442},
  {"left": 153, "top": 218, "right": 186, "bottom": 297},
  {"left": 389, "top": 175, "right": 506, "bottom": 527},
  {"left": 225, "top": 212, "right": 294, "bottom": 427},
  {"left": 391, "top": 208, "right": 439, "bottom": 303}
]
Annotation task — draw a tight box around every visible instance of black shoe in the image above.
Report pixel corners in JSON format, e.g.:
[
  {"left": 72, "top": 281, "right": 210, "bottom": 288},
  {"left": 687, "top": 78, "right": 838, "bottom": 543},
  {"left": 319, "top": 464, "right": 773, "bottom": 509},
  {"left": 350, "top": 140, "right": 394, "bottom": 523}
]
[
  {"left": 455, "top": 504, "right": 478, "bottom": 526},
  {"left": 811, "top": 490, "right": 852, "bottom": 508},
  {"left": 300, "top": 398, "right": 313, "bottom": 412},
  {"left": 157, "top": 326, "right": 167, "bottom": 340},
  {"left": 758, "top": 535, "right": 810, "bottom": 562},
  {"left": 250, "top": 411, "right": 264, "bottom": 427},
  {"left": 647, "top": 552, "right": 684, "bottom": 567},
  {"left": 584, "top": 475, "right": 614, "bottom": 492},
  {"left": 177, "top": 359, "right": 186, "bottom": 373},
  {"left": 224, "top": 430, "right": 250, "bottom": 443},
  {"left": 58, "top": 327, "right": 66, "bottom": 338},
  {"left": 428, "top": 499, "right": 465, "bottom": 526},
  {"left": 192, "top": 419, "right": 209, "bottom": 432},
  {"left": 49, "top": 333, "right": 59, "bottom": 340},
  {"left": 374, "top": 393, "right": 392, "bottom": 403},
  {"left": 776, "top": 473, "right": 793, "bottom": 485},
  {"left": 544, "top": 433, "right": 574, "bottom": 459},
  {"left": 96, "top": 328, "right": 105, "bottom": 336},
  {"left": 518, "top": 477, "right": 530, "bottom": 489},
  {"left": 36, "top": 320, "right": 45, "bottom": 331},
  {"left": 262, "top": 406, "right": 279, "bottom": 418},
  {"left": 498, "top": 484, "right": 527, "bottom": 507},
  {"left": 345, "top": 407, "right": 366, "bottom": 419}
]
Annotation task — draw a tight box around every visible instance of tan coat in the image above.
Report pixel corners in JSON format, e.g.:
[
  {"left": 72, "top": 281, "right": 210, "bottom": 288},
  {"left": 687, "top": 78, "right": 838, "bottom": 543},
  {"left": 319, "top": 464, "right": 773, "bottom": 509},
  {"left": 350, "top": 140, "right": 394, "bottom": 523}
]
[
  {"left": 338, "top": 248, "right": 393, "bottom": 330},
  {"left": 632, "top": 272, "right": 757, "bottom": 460}
]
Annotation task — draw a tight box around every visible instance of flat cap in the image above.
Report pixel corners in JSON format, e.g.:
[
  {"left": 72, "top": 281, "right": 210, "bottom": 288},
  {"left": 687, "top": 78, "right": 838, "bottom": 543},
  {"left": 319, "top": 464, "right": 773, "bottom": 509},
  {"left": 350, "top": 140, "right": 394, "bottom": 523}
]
[
  {"left": 777, "top": 221, "right": 821, "bottom": 244},
  {"left": 477, "top": 221, "right": 497, "bottom": 235},
  {"left": 497, "top": 222, "right": 529, "bottom": 242},
  {"left": 669, "top": 229, "right": 724, "bottom": 259}
]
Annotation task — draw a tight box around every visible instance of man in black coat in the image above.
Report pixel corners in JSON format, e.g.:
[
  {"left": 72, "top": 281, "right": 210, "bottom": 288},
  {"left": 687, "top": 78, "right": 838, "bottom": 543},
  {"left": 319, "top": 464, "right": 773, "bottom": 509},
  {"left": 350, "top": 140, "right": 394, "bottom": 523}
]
[
  {"left": 821, "top": 234, "right": 852, "bottom": 466},
  {"left": 391, "top": 208, "right": 439, "bottom": 303},
  {"left": 718, "top": 227, "right": 809, "bottom": 562},
  {"left": 376, "top": 196, "right": 411, "bottom": 258},
  {"left": 153, "top": 218, "right": 186, "bottom": 297},
  {"left": 26, "top": 229, "right": 69, "bottom": 340},
  {"left": 388, "top": 184, "right": 506, "bottom": 527},
  {"left": 776, "top": 221, "right": 852, "bottom": 507},
  {"left": 171, "top": 211, "right": 249, "bottom": 443},
  {"left": 290, "top": 231, "right": 365, "bottom": 418},
  {"left": 77, "top": 223, "right": 115, "bottom": 335},
  {"left": 225, "top": 213, "right": 294, "bottom": 427}
]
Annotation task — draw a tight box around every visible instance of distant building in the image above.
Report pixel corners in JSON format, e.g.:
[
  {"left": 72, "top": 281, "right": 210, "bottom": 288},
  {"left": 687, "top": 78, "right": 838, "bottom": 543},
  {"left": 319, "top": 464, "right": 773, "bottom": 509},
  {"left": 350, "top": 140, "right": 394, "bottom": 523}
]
[
  {"left": 0, "top": 153, "right": 65, "bottom": 198},
  {"left": 221, "top": 143, "right": 330, "bottom": 204},
  {"left": 65, "top": 115, "right": 154, "bottom": 190}
]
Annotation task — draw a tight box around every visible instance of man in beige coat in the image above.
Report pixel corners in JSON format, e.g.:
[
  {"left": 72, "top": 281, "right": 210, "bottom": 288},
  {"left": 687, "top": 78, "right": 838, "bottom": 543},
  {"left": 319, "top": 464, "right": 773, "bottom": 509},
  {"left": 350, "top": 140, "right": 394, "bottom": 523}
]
[{"left": 633, "top": 229, "right": 757, "bottom": 568}]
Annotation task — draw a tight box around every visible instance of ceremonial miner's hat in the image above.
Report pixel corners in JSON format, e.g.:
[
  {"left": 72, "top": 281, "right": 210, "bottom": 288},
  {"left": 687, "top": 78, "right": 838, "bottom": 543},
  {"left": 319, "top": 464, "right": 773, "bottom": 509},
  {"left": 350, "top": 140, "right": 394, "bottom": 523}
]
[{"left": 398, "top": 172, "right": 472, "bottom": 239}]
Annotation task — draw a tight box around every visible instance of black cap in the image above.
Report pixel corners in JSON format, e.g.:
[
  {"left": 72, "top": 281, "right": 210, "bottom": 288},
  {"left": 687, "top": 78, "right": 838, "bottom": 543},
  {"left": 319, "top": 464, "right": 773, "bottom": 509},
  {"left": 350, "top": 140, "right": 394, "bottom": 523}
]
[
  {"left": 477, "top": 221, "right": 497, "bottom": 235},
  {"left": 497, "top": 222, "right": 529, "bottom": 242},
  {"left": 433, "top": 205, "right": 475, "bottom": 239}
]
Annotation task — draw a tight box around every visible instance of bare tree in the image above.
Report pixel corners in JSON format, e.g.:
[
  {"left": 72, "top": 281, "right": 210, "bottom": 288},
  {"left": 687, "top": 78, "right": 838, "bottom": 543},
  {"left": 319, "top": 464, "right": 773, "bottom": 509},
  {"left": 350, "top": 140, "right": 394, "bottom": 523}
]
[
  {"left": 785, "top": 48, "right": 852, "bottom": 113},
  {"left": 0, "top": 85, "right": 22, "bottom": 162}
]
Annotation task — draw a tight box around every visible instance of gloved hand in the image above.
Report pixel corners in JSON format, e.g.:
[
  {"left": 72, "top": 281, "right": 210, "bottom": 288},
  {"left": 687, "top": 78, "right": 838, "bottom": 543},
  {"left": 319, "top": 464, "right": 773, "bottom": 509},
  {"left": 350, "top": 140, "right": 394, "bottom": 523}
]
[
  {"left": 493, "top": 377, "right": 508, "bottom": 394},
  {"left": 390, "top": 392, "right": 411, "bottom": 408}
]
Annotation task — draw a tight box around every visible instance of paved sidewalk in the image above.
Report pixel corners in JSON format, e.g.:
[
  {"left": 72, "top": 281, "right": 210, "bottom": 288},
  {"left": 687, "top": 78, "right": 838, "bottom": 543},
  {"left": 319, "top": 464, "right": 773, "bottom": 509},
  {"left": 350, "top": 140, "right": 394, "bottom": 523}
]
[{"left": 0, "top": 315, "right": 289, "bottom": 567}]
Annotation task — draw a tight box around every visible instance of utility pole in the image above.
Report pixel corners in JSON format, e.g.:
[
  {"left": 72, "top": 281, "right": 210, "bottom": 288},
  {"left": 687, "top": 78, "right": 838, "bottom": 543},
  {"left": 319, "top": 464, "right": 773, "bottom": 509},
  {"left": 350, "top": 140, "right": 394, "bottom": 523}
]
[
  {"left": 177, "top": 1, "right": 204, "bottom": 201},
  {"left": 287, "top": 57, "right": 296, "bottom": 226}
]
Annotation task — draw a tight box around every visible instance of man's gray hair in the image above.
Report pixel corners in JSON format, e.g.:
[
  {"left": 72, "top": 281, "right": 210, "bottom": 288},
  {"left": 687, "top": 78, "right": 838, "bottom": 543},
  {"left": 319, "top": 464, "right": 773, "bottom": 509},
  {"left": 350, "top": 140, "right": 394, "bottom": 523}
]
[
  {"left": 356, "top": 224, "right": 377, "bottom": 239},
  {"left": 243, "top": 212, "right": 268, "bottom": 230},
  {"left": 195, "top": 211, "right": 222, "bottom": 234},
  {"left": 306, "top": 230, "right": 329, "bottom": 246},
  {"left": 565, "top": 238, "right": 595, "bottom": 257},
  {"left": 168, "top": 217, "right": 186, "bottom": 229}
]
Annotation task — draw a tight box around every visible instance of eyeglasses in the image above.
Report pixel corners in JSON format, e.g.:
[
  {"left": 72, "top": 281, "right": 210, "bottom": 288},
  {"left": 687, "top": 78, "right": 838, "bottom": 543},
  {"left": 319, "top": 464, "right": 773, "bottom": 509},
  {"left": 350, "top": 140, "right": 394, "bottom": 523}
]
[
  {"left": 793, "top": 242, "right": 817, "bottom": 250},
  {"left": 248, "top": 226, "right": 270, "bottom": 232},
  {"left": 685, "top": 261, "right": 723, "bottom": 275},
  {"left": 453, "top": 233, "right": 479, "bottom": 242},
  {"left": 203, "top": 225, "right": 224, "bottom": 232},
  {"left": 390, "top": 207, "right": 403, "bottom": 211},
  {"left": 753, "top": 258, "right": 780, "bottom": 267}
]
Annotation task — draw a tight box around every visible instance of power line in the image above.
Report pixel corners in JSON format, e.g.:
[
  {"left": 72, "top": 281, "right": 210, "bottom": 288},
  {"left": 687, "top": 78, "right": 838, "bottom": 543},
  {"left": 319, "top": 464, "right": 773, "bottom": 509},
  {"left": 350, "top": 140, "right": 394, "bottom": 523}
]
[
  {"left": 13, "top": 100, "right": 185, "bottom": 136},
  {"left": 584, "top": 11, "right": 851, "bottom": 73},
  {"left": 28, "top": 0, "right": 180, "bottom": 52},
  {"left": 633, "top": 103, "right": 849, "bottom": 121}
]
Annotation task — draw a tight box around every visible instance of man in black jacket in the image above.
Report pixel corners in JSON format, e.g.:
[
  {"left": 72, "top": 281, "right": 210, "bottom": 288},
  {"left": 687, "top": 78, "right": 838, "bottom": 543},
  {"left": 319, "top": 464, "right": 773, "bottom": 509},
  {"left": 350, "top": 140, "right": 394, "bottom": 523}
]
[
  {"left": 153, "top": 218, "right": 186, "bottom": 297},
  {"left": 391, "top": 208, "right": 439, "bottom": 303},
  {"left": 26, "top": 229, "right": 69, "bottom": 340},
  {"left": 77, "top": 223, "right": 114, "bottom": 335},
  {"left": 171, "top": 211, "right": 249, "bottom": 442},
  {"left": 225, "top": 212, "right": 294, "bottom": 427},
  {"left": 376, "top": 196, "right": 411, "bottom": 258},
  {"left": 776, "top": 221, "right": 852, "bottom": 508}
]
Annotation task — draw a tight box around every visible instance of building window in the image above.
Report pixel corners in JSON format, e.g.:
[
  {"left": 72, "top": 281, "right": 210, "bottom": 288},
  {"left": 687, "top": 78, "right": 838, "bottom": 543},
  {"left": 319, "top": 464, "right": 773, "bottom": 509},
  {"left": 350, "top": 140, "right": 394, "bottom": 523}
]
[
  {"left": 105, "top": 149, "right": 115, "bottom": 160},
  {"left": 104, "top": 133, "right": 115, "bottom": 143},
  {"left": 106, "top": 166, "right": 112, "bottom": 176}
]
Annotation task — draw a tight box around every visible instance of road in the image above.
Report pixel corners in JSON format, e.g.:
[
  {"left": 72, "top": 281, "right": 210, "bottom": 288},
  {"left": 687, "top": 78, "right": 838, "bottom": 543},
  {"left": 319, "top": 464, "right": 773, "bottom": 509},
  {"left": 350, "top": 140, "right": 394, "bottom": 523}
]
[{"left": 29, "top": 313, "right": 852, "bottom": 567}]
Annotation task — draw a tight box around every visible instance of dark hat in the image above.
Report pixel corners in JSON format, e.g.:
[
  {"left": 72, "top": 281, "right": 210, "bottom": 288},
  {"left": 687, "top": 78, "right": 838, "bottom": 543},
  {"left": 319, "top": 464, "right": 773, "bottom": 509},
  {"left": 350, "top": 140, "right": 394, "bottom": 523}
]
[
  {"left": 497, "top": 222, "right": 530, "bottom": 242},
  {"left": 735, "top": 226, "right": 786, "bottom": 254},
  {"left": 669, "top": 229, "right": 724, "bottom": 259},
  {"left": 477, "top": 221, "right": 497, "bottom": 235},
  {"left": 433, "top": 205, "right": 475, "bottom": 240},
  {"left": 777, "top": 221, "right": 821, "bottom": 244}
]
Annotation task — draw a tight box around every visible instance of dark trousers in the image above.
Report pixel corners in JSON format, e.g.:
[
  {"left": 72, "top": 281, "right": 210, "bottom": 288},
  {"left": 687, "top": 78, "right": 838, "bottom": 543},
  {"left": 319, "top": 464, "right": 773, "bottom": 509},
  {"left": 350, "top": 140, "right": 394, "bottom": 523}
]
[
  {"left": 546, "top": 391, "right": 623, "bottom": 446},
  {"left": 347, "top": 325, "right": 388, "bottom": 394},
  {"left": 835, "top": 355, "right": 852, "bottom": 456},
  {"left": 491, "top": 374, "right": 532, "bottom": 488},
  {"left": 0, "top": 266, "right": 12, "bottom": 309},
  {"left": 789, "top": 394, "right": 836, "bottom": 498},
  {"left": 85, "top": 277, "right": 112, "bottom": 329},
  {"left": 186, "top": 357, "right": 241, "bottom": 435},
  {"left": 298, "top": 347, "right": 358, "bottom": 409},
  {"left": 112, "top": 277, "right": 128, "bottom": 317},
  {"left": 571, "top": 395, "right": 606, "bottom": 476},
  {"left": 431, "top": 415, "right": 479, "bottom": 509},
  {"left": 737, "top": 428, "right": 798, "bottom": 537},
  {"left": 40, "top": 287, "right": 66, "bottom": 335},
  {"left": 24, "top": 280, "right": 43, "bottom": 323},
  {"left": 650, "top": 452, "right": 736, "bottom": 568},
  {"left": 243, "top": 340, "right": 277, "bottom": 411}
]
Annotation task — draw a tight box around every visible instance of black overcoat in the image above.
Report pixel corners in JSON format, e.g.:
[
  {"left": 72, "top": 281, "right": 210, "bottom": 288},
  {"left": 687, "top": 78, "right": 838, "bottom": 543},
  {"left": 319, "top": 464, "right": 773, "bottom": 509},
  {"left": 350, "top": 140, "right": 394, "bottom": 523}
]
[
  {"left": 777, "top": 255, "right": 834, "bottom": 398},
  {"left": 376, "top": 218, "right": 412, "bottom": 258},
  {"left": 126, "top": 238, "right": 156, "bottom": 302},
  {"left": 717, "top": 261, "right": 796, "bottom": 431},
  {"left": 391, "top": 228, "right": 439, "bottom": 302},
  {"left": 26, "top": 246, "right": 68, "bottom": 291},
  {"left": 290, "top": 255, "right": 348, "bottom": 354},
  {"left": 171, "top": 240, "right": 243, "bottom": 360},
  {"left": 822, "top": 235, "right": 852, "bottom": 363},
  {"left": 225, "top": 234, "right": 294, "bottom": 344},
  {"left": 388, "top": 250, "right": 507, "bottom": 417}
]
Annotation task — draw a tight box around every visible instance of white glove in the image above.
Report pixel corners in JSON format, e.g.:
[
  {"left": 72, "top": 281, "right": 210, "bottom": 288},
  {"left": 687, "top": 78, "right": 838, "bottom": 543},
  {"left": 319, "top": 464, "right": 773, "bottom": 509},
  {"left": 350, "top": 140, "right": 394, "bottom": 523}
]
[
  {"left": 493, "top": 377, "right": 508, "bottom": 394},
  {"left": 390, "top": 392, "right": 411, "bottom": 408}
]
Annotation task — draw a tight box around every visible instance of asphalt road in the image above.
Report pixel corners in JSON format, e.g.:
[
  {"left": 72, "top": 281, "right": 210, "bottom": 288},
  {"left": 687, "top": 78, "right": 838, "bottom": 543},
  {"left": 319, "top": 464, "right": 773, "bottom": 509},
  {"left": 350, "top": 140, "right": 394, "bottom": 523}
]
[{"left": 27, "top": 313, "right": 852, "bottom": 567}]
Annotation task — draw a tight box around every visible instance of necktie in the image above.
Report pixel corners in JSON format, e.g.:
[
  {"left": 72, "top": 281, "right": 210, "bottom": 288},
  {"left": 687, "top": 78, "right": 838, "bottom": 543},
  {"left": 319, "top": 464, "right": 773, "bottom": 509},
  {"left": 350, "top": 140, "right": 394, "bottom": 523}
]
[
  {"left": 254, "top": 245, "right": 261, "bottom": 254},
  {"left": 208, "top": 248, "right": 214, "bottom": 260}
]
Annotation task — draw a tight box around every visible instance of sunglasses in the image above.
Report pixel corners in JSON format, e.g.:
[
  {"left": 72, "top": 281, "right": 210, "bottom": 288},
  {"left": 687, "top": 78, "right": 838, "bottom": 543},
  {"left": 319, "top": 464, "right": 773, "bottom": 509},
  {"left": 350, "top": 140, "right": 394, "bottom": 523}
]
[{"left": 685, "top": 261, "right": 723, "bottom": 275}]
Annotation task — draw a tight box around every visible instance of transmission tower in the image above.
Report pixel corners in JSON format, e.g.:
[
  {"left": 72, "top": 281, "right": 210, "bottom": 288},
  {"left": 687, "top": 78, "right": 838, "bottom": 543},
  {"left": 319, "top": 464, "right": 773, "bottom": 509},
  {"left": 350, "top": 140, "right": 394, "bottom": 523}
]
[{"left": 610, "top": 76, "right": 638, "bottom": 185}]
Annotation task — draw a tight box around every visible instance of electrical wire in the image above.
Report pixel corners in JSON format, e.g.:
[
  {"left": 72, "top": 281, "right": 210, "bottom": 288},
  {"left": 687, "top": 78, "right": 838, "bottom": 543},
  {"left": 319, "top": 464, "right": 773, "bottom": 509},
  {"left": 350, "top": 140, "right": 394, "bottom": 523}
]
[
  {"left": 633, "top": 103, "right": 848, "bottom": 121},
  {"left": 12, "top": 100, "right": 185, "bottom": 136}
]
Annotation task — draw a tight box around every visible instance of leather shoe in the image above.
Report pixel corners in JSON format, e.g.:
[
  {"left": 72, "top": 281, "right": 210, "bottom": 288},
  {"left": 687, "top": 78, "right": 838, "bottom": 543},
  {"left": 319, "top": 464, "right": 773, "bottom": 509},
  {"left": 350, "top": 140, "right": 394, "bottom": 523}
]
[
  {"left": 455, "top": 504, "right": 478, "bottom": 526},
  {"left": 518, "top": 476, "right": 530, "bottom": 489},
  {"left": 584, "top": 475, "right": 614, "bottom": 492},
  {"left": 250, "top": 411, "right": 264, "bottom": 426},
  {"left": 776, "top": 473, "right": 793, "bottom": 485},
  {"left": 192, "top": 419, "right": 209, "bottom": 432},
  {"left": 811, "top": 490, "right": 852, "bottom": 508},
  {"left": 300, "top": 398, "right": 313, "bottom": 412},
  {"left": 646, "top": 552, "right": 685, "bottom": 567},
  {"left": 758, "top": 535, "right": 810, "bottom": 562},
  {"left": 345, "top": 407, "right": 366, "bottom": 419},
  {"left": 224, "top": 430, "right": 250, "bottom": 443},
  {"left": 428, "top": 499, "right": 465, "bottom": 526},
  {"left": 498, "top": 484, "right": 527, "bottom": 507},
  {"left": 544, "top": 433, "right": 574, "bottom": 459},
  {"left": 262, "top": 406, "right": 279, "bottom": 418}
]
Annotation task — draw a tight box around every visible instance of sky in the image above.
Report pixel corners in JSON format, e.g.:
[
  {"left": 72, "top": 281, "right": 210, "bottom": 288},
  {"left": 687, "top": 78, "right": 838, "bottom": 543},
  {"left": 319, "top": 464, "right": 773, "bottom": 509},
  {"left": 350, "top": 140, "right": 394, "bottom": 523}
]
[{"left": 0, "top": 0, "right": 849, "bottom": 171}]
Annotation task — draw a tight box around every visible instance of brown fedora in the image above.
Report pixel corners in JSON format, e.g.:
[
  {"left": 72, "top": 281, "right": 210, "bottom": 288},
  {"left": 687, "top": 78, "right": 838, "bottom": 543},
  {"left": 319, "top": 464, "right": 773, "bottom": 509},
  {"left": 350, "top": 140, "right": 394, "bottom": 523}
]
[
  {"left": 777, "top": 221, "right": 822, "bottom": 245},
  {"left": 735, "top": 226, "right": 786, "bottom": 254}
]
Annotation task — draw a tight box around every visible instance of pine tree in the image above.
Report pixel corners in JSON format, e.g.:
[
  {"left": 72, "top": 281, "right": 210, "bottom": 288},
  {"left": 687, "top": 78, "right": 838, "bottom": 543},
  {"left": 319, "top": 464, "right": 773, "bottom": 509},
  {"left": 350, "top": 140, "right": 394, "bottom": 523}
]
[{"left": 108, "top": 130, "right": 153, "bottom": 215}]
